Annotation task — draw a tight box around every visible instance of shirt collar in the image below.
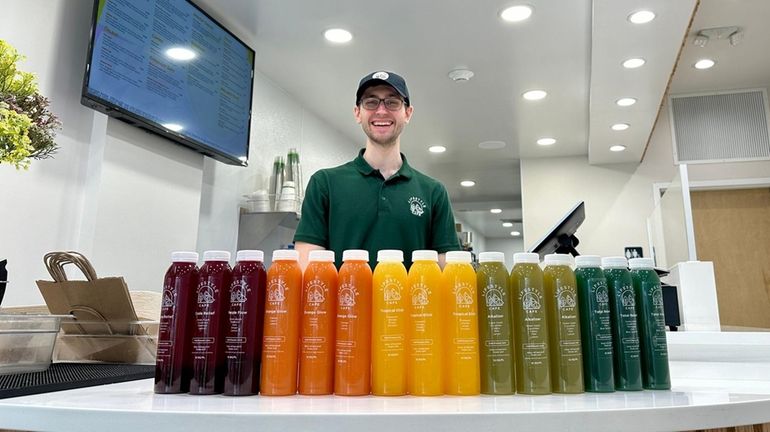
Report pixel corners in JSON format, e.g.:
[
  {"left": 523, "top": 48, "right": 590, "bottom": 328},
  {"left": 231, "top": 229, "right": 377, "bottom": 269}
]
[{"left": 353, "top": 148, "right": 413, "bottom": 180}]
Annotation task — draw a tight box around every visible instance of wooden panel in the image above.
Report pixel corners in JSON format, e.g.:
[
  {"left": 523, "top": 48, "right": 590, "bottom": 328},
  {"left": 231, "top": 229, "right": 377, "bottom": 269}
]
[
  {"left": 690, "top": 188, "right": 770, "bottom": 329},
  {"left": 693, "top": 422, "right": 770, "bottom": 432}
]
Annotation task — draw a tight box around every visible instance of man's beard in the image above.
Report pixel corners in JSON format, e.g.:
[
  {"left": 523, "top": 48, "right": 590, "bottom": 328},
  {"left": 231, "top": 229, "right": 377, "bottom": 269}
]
[{"left": 362, "top": 122, "right": 404, "bottom": 147}]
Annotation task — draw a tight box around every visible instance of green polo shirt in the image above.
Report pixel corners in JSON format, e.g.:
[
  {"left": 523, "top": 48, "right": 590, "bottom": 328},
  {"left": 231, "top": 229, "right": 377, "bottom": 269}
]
[{"left": 294, "top": 149, "right": 460, "bottom": 268}]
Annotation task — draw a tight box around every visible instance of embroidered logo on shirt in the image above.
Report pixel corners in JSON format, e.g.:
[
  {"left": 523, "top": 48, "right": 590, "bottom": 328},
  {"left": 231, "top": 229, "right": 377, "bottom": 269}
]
[{"left": 408, "top": 196, "right": 426, "bottom": 216}]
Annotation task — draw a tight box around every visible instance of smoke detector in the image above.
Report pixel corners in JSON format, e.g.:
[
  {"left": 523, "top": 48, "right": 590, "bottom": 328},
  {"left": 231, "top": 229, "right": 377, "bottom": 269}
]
[{"left": 448, "top": 69, "right": 474, "bottom": 82}]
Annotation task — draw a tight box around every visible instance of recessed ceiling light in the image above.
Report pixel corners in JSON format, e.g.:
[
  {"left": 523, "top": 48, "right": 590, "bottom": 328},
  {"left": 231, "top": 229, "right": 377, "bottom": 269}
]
[
  {"left": 611, "top": 123, "right": 630, "bottom": 131},
  {"left": 324, "top": 28, "right": 353, "bottom": 43},
  {"left": 610, "top": 145, "right": 627, "bottom": 152},
  {"left": 628, "top": 10, "right": 655, "bottom": 24},
  {"left": 460, "top": 180, "right": 476, "bottom": 187},
  {"left": 490, "top": 208, "right": 502, "bottom": 214},
  {"left": 522, "top": 89, "right": 547, "bottom": 101},
  {"left": 537, "top": 137, "right": 556, "bottom": 146},
  {"left": 502, "top": 222, "right": 513, "bottom": 227},
  {"left": 428, "top": 145, "right": 446, "bottom": 153},
  {"left": 162, "top": 123, "right": 184, "bottom": 132},
  {"left": 500, "top": 5, "right": 533, "bottom": 22},
  {"left": 165, "top": 47, "right": 196, "bottom": 61},
  {"left": 694, "top": 59, "right": 715, "bottom": 70},
  {"left": 622, "top": 58, "right": 646, "bottom": 69},
  {"left": 510, "top": 231, "right": 521, "bottom": 236},
  {"left": 616, "top": 97, "right": 637, "bottom": 107},
  {"left": 479, "top": 140, "right": 506, "bottom": 150}
]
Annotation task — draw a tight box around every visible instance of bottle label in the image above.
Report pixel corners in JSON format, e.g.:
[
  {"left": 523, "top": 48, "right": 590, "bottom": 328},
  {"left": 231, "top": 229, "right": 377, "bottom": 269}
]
[
  {"left": 617, "top": 283, "right": 640, "bottom": 356},
  {"left": 225, "top": 279, "right": 251, "bottom": 358},
  {"left": 519, "top": 286, "right": 543, "bottom": 311},
  {"left": 555, "top": 282, "right": 581, "bottom": 359},
  {"left": 481, "top": 278, "right": 511, "bottom": 360},
  {"left": 451, "top": 281, "right": 476, "bottom": 359},
  {"left": 379, "top": 275, "right": 404, "bottom": 356},
  {"left": 588, "top": 278, "right": 613, "bottom": 358},
  {"left": 646, "top": 283, "right": 669, "bottom": 357}
]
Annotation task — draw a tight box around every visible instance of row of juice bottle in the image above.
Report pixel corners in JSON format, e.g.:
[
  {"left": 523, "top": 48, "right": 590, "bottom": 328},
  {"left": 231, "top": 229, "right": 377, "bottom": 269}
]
[{"left": 153, "top": 248, "right": 670, "bottom": 396}]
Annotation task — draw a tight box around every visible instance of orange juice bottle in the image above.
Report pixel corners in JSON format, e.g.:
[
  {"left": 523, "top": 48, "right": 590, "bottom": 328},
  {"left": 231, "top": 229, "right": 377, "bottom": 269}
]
[
  {"left": 260, "top": 250, "right": 303, "bottom": 395},
  {"left": 372, "top": 249, "right": 408, "bottom": 396},
  {"left": 407, "top": 250, "right": 443, "bottom": 396},
  {"left": 298, "top": 250, "right": 338, "bottom": 395},
  {"left": 442, "top": 251, "right": 480, "bottom": 395},
  {"left": 334, "top": 250, "right": 373, "bottom": 396}
]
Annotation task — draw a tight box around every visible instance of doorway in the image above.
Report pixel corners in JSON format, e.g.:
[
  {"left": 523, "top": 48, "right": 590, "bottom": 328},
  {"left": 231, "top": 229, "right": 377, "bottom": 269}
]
[{"left": 690, "top": 188, "right": 770, "bottom": 329}]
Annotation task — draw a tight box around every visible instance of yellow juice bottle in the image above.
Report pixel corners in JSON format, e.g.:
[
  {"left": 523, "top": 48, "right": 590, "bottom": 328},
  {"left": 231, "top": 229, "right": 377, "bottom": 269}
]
[
  {"left": 442, "top": 251, "right": 480, "bottom": 395},
  {"left": 372, "top": 249, "right": 408, "bottom": 395},
  {"left": 407, "top": 250, "right": 443, "bottom": 396}
]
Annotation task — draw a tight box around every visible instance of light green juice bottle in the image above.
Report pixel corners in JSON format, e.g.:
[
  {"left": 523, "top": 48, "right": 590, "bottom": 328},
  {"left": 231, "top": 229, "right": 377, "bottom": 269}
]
[
  {"left": 476, "top": 252, "right": 514, "bottom": 395},
  {"left": 510, "top": 253, "right": 551, "bottom": 394},
  {"left": 543, "top": 254, "right": 584, "bottom": 394},
  {"left": 629, "top": 258, "right": 671, "bottom": 390}
]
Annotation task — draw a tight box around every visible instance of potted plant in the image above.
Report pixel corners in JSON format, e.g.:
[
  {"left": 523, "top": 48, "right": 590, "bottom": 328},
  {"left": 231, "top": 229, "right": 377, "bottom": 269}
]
[{"left": 0, "top": 39, "right": 60, "bottom": 169}]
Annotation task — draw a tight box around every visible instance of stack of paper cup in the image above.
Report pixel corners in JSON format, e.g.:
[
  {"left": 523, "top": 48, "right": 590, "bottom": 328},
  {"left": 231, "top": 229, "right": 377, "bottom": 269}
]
[{"left": 277, "top": 181, "right": 297, "bottom": 212}]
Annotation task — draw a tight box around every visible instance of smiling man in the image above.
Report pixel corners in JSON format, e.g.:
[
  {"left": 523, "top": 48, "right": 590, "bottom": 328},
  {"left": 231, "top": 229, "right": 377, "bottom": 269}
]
[{"left": 293, "top": 71, "right": 460, "bottom": 269}]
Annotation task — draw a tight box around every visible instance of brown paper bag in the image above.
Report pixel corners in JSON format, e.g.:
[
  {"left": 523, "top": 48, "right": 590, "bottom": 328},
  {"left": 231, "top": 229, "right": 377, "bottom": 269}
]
[{"left": 35, "top": 252, "right": 156, "bottom": 363}]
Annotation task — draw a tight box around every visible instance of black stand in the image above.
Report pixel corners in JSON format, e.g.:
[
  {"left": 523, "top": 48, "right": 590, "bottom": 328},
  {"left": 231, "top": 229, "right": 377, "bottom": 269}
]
[{"left": 554, "top": 234, "right": 580, "bottom": 257}]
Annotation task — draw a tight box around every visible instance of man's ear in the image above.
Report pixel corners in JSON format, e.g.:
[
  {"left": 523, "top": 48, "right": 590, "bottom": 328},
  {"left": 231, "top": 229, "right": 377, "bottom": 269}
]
[
  {"left": 353, "top": 105, "right": 362, "bottom": 124},
  {"left": 404, "top": 105, "right": 414, "bottom": 123}
]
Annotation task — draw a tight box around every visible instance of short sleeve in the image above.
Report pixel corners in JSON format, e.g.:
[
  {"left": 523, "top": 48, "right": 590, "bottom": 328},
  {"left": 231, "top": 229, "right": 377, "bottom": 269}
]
[
  {"left": 293, "top": 171, "right": 330, "bottom": 247},
  {"left": 430, "top": 183, "right": 461, "bottom": 254}
]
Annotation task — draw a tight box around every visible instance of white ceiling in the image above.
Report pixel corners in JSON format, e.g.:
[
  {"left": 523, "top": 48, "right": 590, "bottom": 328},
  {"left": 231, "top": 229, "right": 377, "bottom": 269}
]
[
  {"left": 670, "top": 0, "right": 770, "bottom": 95},
  {"left": 196, "top": 0, "right": 699, "bottom": 240}
]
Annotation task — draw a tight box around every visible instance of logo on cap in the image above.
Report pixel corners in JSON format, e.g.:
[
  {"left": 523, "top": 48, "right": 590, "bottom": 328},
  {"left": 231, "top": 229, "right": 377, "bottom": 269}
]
[{"left": 372, "top": 71, "right": 389, "bottom": 80}]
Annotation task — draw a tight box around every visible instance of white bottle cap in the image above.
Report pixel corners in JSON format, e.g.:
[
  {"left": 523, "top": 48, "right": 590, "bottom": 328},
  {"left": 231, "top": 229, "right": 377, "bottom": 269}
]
[
  {"left": 575, "top": 255, "right": 601, "bottom": 268},
  {"left": 478, "top": 252, "right": 505, "bottom": 263},
  {"left": 445, "top": 251, "right": 472, "bottom": 263},
  {"left": 272, "top": 249, "right": 299, "bottom": 261},
  {"left": 412, "top": 250, "right": 438, "bottom": 262},
  {"left": 236, "top": 250, "right": 264, "bottom": 262},
  {"left": 601, "top": 256, "right": 628, "bottom": 268},
  {"left": 628, "top": 257, "right": 654, "bottom": 269},
  {"left": 203, "top": 250, "right": 230, "bottom": 262},
  {"left": 171, "top": 251, "right": 198, "bottom": 263},
  {"left": 343, "top": 250, "right": 369, "bottom": 262},
  {"left": 309, "top": 250, "right": 335, "bottom": 262},
  {"left": 514, "top": 252, "right": 540, "bottom": 264},
  {"left": 377, "top": 250, "right": 404, "bottom": 262},
  {"left": 544, "top": 253, "right": 572, "bottom": 266}
]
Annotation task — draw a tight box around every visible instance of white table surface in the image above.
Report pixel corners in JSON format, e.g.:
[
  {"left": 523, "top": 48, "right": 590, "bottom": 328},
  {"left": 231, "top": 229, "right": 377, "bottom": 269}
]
[
  {"left": 2, "top": 331, "right": 770, "bottom": 432},
  {"left": 0, "top": 373, "right": 769, "bottom": 432}
]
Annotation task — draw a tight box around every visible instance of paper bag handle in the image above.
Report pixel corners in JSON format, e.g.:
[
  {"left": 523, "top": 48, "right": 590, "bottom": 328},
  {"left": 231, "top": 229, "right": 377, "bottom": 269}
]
[{"left": 43, "top": 251, "right": 98, "bottom": 282}]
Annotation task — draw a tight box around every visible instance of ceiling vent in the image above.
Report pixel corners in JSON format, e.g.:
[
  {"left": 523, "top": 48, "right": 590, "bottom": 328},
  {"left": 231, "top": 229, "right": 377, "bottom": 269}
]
[{"left": 668, "top": 89, "right": 770, "bottom": 164}]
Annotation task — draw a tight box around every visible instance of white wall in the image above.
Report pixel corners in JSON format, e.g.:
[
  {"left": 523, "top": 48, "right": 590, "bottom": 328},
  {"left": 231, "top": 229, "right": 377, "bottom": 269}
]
[
  {"left": 195, "top": 70, "right": 358, "bottom": 255},
  {"left": 520, "top": 100, "right": 770, "bottom": 259},
  {"left": 484, "top": 238, "right": 525, "bottom": 271},
  {"left": 1, "top": 0, "right": 359, "bottom": 306}
]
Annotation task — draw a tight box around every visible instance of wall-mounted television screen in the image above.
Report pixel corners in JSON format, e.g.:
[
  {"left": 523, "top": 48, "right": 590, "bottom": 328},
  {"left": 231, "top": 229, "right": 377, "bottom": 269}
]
[{"left": 81, "top": 0, "right": 255, "bottom": 166}]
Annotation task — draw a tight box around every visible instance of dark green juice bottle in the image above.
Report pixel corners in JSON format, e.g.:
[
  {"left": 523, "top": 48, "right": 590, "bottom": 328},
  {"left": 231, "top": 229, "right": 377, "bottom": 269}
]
[
  {"left": 543, "top": 254, "right": 584, "bottom": 394},
  {"left": 602, "top": 257, "right": 643, "bottom": 391},
  {"left": 574, "top": 255, "right": 614, "bottom": 393},
  {"left": 510, "top": 253, "right": 551, "bottom": 395},
  {"left": 476, "top": 252, "right": 515, "bottom": 395},
  {"left": 629, "top": 258, "right": 671, "bottom": 390}
]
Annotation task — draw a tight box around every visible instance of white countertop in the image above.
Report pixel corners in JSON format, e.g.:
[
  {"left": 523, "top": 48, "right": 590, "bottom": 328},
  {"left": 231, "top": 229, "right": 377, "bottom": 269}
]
[{"left": 1, "top": 331, "right": 769, "bottom": 432}]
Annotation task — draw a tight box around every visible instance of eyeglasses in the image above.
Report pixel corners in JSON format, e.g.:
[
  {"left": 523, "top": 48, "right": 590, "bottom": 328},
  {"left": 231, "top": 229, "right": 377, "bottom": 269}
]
[{"left": 360, "top": 97, "right": 405, "bottom": 111}]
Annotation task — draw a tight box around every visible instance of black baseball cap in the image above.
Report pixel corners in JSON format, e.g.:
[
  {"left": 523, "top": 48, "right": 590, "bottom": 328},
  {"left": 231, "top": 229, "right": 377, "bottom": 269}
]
[{"left": 356, "top": 71, "right": 410, "bottom": 106}]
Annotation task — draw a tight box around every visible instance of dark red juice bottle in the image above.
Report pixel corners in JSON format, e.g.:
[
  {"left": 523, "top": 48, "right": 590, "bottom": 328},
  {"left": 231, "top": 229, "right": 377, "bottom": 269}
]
[
  {"left": 155, "top": 251, "right": 199, "bottom": 394},
  {"left": 223, "top": 250, "right": 267, "bottom": 396},
  {"left": 189, "top": 250, "right": 232, "bottom": 395}
]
